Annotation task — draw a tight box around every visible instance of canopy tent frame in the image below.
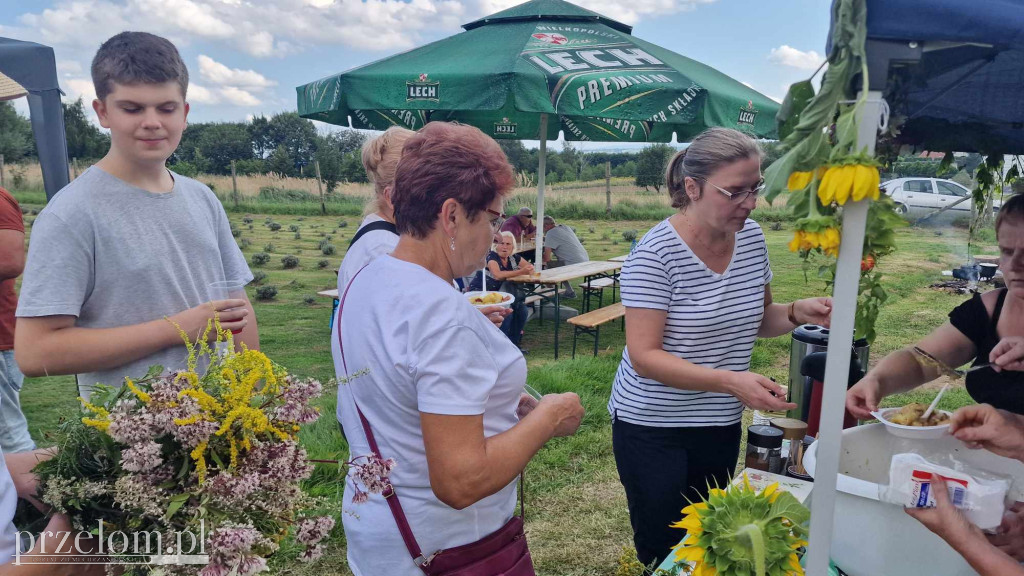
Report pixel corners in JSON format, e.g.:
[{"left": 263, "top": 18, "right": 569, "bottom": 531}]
[{"left": 0, "top": 37, "right": 69, "bottom": 200}]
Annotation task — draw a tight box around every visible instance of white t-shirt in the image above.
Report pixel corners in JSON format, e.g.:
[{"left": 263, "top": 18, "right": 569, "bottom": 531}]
[
  {"left": 334, "top": 255, "right": 525, "bottom": 576},
  {"left": 609, "top": 218, "right": 772, "bottom": 427},
  {"left": 337, "top": 213, "right": 399, "bottom": 294}
]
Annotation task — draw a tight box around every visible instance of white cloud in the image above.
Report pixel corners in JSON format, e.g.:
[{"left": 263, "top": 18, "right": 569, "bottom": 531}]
[
  {"left": 219, "top": 86, "right": 261, "bottom": 106},
  {"left": 56, "top": 60, "right": 83, "bottom": 76},
  {"left": 14, "top": 0, "right": 720, "bottom": 62},
  {"left": 197, "top": 55, "right": 276, "bottom": 90},
  {"left": 768, "top": 45, "right": 824, "bottom": 71},
  {"left": 187, "top": 83, "right": 219, "bottom": 104},
  {"left": 63, "top": 78, "right": 97, "bottom": 103}
]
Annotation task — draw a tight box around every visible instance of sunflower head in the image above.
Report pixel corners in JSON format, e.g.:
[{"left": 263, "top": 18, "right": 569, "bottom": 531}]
[{"left": 670, "top": 476, "right": 810, "bottom": 576}]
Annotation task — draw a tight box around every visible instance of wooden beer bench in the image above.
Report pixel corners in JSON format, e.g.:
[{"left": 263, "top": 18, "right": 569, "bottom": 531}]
[{"left": 567, "top": 302, "right": 625, "bottom": 358}]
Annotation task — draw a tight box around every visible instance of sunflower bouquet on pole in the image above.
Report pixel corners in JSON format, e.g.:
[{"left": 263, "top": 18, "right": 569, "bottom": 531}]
[
  {"left": 764, "top": 0, "right": 904, "bottom": 344},
  {"left": 32, "top": 322, "right": 335, "bottom": 575}
]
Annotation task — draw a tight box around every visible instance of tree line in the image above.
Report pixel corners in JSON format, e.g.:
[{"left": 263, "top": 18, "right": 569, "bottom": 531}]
[{"left": 0, "top": 99, "right": 990, "bottom": 194}]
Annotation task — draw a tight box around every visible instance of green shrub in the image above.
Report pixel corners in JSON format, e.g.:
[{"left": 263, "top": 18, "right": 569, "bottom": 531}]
[
  {"left": 289, "top": 224, "right": 300, "bottom": 233},
  {"left": 321, "top": 243, "right": 336, "bottom": 256},
  {"left": 251, "top": 252, "right": 270, "bottom": 267},
  {"left": 622, "top": 229, "right": 638, "bottom": 242},
  {"left": 255, "top": 285, "right": 277, "bottom": 300},
  {"left": 231, "top": 225, "right": 241, "bottom": 238},
  {"left": 294, "top": 232, "right": 301, "bottom": 240},
  {"left": 281, "top": 255, "right": 299, "bottom": 269},
  {"left": 267, "top": 222, "right": 282, "bottom": 232},
  {"left": 251, "top": 271, "right": 268, "bottom": 285},
  {"left": 264, "top": 243, "right": 275, "bottom": 253},
  {"left": 304, "top": 295, "right": 316, "bottom": 305},
  {"left": 317, "top": 259, "right": 330, "bottom": 269},
  {"left": 338, "top": 220, "right": 349, "bottom": 228},
  {"left": 242, "top": 216, "right": 253, "bottom": 224},
  {"left": 240, "top": 238, "right": 252, "bottom": 249}
]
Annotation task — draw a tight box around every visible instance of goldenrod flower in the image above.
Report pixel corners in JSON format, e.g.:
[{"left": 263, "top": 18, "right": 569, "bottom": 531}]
[{"left": 124, "top": 378, "right": 151, "bottom": 404}]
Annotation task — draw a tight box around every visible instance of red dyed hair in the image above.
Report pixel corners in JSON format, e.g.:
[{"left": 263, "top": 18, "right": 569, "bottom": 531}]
[{"left": 392, "top": 122, "right": 515, "bottom": 239}]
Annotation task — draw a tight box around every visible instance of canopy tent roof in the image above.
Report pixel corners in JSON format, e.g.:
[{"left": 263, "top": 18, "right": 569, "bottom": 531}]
[
  {"left": 838, "top": 0, "right": 1024, "bottom": 153},
  {"left": 0, "top": 37, "right": 69, "bottom": 199}
]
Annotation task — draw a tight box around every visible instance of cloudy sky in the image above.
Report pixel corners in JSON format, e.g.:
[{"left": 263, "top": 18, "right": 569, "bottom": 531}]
[{"left": 0, "top": 0, "right": 831, "bottom": 142}]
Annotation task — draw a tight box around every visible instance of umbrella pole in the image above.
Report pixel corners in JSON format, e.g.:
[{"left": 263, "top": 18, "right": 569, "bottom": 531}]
[
  {"left": 534, "top": 114, "right": 548, "bottom": 266},
  {"left": 805, "top": 91, "right": 884, "bottom": 575}
]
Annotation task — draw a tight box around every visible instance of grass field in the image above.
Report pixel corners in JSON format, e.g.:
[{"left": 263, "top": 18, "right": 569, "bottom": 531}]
[{"left": 10, "top": 190, "right": 997, "bottom": 575}]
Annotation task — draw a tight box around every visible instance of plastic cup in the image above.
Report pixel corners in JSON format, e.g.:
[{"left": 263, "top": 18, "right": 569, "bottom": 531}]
[{"left": 208, "top": 279, "right": 247, "bottom": 335}]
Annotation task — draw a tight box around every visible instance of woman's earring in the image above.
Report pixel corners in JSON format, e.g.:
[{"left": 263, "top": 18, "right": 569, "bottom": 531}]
[{"left": 449, "top": 237, "right": 456, "bottom": 252}]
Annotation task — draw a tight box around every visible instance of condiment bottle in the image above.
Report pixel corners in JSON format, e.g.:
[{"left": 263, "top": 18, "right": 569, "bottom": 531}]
[{"left": 745, "top": 425, "right": 784, "bottom": 473}]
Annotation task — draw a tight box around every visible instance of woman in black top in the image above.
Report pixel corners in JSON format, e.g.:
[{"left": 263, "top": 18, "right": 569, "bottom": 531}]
[
  {"left": 848, "top": 193, "right": 1024, "bottom": 418},
  {"left": 468, "top": 231, "right": 534, "bottom": 347}
]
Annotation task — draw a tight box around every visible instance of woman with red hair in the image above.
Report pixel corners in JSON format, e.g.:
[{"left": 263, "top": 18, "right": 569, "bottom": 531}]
[{"left": 333, "top": 122, "right": 585, "bottom": 575}]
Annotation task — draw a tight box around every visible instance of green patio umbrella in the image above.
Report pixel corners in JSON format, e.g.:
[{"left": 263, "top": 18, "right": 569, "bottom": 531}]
[{"left": 297, "top": 0, "right": 780, "bottom": 262}]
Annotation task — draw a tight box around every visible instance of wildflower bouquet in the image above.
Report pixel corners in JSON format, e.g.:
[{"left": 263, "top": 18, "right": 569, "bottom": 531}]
[
  {"left": 667, "top": 476, "right": 809, "bottom": 576},
  {"left": 32, "top": 325, "right": 335, "bottom": 575}
]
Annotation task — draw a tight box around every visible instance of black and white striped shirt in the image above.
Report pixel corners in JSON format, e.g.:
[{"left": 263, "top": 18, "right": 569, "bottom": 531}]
[{"left": 608, "top": 218, "right": 773, "bottom": 427}]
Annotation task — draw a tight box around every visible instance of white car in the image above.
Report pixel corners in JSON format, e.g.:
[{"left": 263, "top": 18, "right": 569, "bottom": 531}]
[{"left": 882, "top": 177, "right": 1001, "bottom": 218}]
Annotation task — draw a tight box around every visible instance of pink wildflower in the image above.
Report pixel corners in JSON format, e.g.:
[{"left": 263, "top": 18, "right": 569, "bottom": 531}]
[
  {"left": 107, "top": 399, "right": 158, "bottom": 445},
  {"left": 121, "top": 440, "right": 163, "bottom": 472},
  {"left": 300, "top": 545, "right": 324, "bottom": 563},
  {"left": 295, "top": 516, "right": 335, "bottom": 546}
]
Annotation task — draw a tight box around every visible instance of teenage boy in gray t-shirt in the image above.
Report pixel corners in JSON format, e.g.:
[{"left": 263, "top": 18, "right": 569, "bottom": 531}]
[{"left": 15, "top": 32, "right": 257, "bottom": 398}]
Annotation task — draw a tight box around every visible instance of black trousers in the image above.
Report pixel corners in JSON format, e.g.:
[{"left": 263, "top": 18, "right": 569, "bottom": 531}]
[{"left": 612, "top": 417, "right": 742, "bottom": 568}]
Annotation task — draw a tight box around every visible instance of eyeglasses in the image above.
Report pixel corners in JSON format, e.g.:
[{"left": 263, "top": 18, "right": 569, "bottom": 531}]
[
  {"left": 693, "top": 177, "right": 765, "bottom": 203},
  {"left": 485, "top": 208, "right": 506, "bottom": 230}
]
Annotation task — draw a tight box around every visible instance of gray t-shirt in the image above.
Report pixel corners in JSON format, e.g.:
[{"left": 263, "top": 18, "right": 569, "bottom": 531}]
[
  {"left": 17, "top": 167, "right": 252, "bottom": 396},
  {"left": 544, "top": 224, "right": 589, "bottom": 265}
]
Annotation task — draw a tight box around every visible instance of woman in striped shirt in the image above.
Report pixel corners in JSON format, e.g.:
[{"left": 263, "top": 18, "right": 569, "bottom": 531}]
[{"left": 610, "top": 128, "right": 833, "bottom": 566}]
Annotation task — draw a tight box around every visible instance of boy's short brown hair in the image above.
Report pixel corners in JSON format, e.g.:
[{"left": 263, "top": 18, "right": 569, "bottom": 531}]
[{"left": 91, "top": 32, "right": 189, "bottom": 101}]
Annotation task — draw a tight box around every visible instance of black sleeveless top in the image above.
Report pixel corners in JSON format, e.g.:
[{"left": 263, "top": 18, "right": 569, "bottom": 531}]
[{"left": 948, "top": 289, "right": 1024, "bottom": 414}]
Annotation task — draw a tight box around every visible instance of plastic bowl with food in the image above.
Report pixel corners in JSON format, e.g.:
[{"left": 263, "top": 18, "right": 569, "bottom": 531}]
[
  {"left": 465, "top": 291, "right": 515, "bottom": 309},
  {"left": 870, "top": 404, "right": 953, "bottom": 440}
]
